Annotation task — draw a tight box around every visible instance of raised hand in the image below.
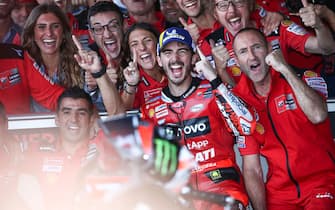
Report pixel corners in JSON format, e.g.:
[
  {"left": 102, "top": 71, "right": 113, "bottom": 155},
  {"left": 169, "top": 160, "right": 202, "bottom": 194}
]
[
  {"left": 179, "top": 17, "right": 200, "bottom": 43},
  {"left": 123, "top": 48, "right": 140, "bottom": 86},
  {"left": 298, "top": 0, "right": 322, "bottom": 29},
  {"left": 209, "top": 39, "right": 229, "bottom": 70},
  {"left": 195, "top": 46, "right": 217, "bottom": 82},
  {"left": 265, "top": 49, "right": 290, "bottom": 74},
  {"left": 72, "top": 35, "right": 102, "bottom": 73},
  {"left": 105, "top": 52, "right": 119, "bottom": 85},
  {"left": 209, "top": 39, "right": 235, "bottom": 86},
  {"left": 261, "top": 11, "right": 283, "bottom": 36}
]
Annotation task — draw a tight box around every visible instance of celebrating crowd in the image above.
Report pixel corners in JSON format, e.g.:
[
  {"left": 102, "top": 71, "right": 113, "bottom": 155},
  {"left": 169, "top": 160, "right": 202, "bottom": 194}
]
[{"left": 0, "top": 0, "right": 335, "bottom": 210}]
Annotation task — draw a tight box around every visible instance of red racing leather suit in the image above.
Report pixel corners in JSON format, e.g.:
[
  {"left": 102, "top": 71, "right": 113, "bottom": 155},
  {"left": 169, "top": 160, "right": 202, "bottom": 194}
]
[
  {"left": 234, "top": 69, "right": 335, "bottom": 209},
  {"left": 0, "top": 44, "right": 64, "bottom": 114},
  {"left": 132, "top": 67, "right": 168, "bottom": 109},
  {"left": 142, "top": 77, "right": 255, "bottom": 209}
]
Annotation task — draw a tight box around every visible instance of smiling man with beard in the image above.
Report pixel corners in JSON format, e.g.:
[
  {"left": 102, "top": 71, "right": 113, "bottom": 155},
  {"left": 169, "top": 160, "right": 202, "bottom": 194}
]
[{"left": 140, "top": 27, "right": 256, "bottom": 210}]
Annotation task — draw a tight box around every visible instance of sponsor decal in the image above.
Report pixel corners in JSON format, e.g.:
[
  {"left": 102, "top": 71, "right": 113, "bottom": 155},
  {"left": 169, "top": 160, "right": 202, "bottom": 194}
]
[
  {"left": 198, "top": 83, "right": 211, "bottom": 89},
  {"left": 190, "top": 104, "right": 204, "bottom": 113},
  {"left": 194, "top": 162, "right": 217, "bottom": 172},
  {"left": 155, "top": 109, "right": 168, "bottom": 119},
  {"left": 275, "top": 94, "right": 297, "bottom": 114},
  {"left": 271, "top": 39, "right": 280, "bottom": 50},
  {"left": 258, "top": 6, "right": 266, "bottom": 17},
  {"left": 281, "top": 20, "right": 293, "bottom": 27},
  {"left": 227, "top": 57, "right": 236, "bottom": 67},
  {"left": 148, "top": 108, "right": 155, "bottom": 118},
  {"left": 144, "top": 88, "right": 162, "bottom": 102},
  {"left": 146, "top": 95, "right": 161, "bottom": 104},
  {"left": 157, "top": 118, "right": 166, "bottom": 125},
  {"left": 315, "top": 192, "right": 334, "bottom": 200},
  {"left": 142, "top": 76, "right": 149, "bottom": 86},
  {"left": 155, "top": 104, "right": 167, "bottom": 112},
  {"left": 303, "top": 70, "right": 318, "bottom": 78},
  {"left": 202, "top": 88, "right": 213, "bottom": 99},
  {"left": 145, "top": 99, "right": 160, "bottom": 109},
  {"left": 187, "top": 140, "right": 209, "bottom": 150},
  {"left": 286, "top": 22, "right": 307, "bottom": 35},
  {"left": 256, "top": 123, "right": 265, "bottom": 135},
  {"left": 183, "top": 117, "right": 211, "bottom": 138},
  {"left": 170, "top": 101, "right": 185, "bottom": 114},
  {"left": 0, "top": 68, "right": 21, "bottom": 89},
  {"left": 237, "top": 136, "right": 246, "bottom": 149},
  {"left": 209, "top": 169, "right": 222, "bottom": 181},
  {"left": 231, "top": 66, "right": 241, "bottom": 76},
  {"left": 194, "top": 147, "right": 215, "bottom": 162},
  {"left": 42, "top": 157, "right": 64, "bottom": 173}
]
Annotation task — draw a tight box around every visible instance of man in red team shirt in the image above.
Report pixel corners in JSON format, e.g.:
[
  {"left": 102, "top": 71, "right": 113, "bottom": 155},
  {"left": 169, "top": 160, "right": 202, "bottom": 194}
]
[
  {"left": 17, "top": 87, "right": 106, "bottom": 210},
  {"left": 209, "top": 0, "right": 335, "bottom": 97},
  {"left": 233, "top": 27, "right": 335, "bottom": 210}
]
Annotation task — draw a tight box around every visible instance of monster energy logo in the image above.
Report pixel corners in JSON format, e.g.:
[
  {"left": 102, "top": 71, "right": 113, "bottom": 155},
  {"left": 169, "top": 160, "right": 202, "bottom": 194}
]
[{"left": 154, "top": 138, "right": 178, "bottom": 177}]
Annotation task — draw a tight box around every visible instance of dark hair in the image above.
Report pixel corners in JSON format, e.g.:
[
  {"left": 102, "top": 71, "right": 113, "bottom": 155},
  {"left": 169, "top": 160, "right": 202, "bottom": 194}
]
[
  {"left": 56, "top": 86, "right": 94, "bottom": 114},
  {"left": 233, "top": 27, "right": 268, "bottom": 51},
  {"left": 87, "top": 1, "right": 123, "bottom": 27},
  {"left": 122, "top": 22, "right": 160, "bottom": 65}
]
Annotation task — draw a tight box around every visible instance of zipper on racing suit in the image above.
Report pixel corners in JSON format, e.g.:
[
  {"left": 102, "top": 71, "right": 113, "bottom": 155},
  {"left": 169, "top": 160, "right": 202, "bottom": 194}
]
[{"left": 266, "top": 98, "right": 301, "bottom": 198}]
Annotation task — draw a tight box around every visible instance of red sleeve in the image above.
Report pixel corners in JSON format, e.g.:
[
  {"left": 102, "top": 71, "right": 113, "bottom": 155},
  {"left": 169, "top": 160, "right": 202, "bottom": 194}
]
[
  {"left": 237, "top": 135, "right": 260, "bottom": 156},
  {"left": 280, "top": 20, "right": 311, "bottom": 56},
  {"left": 24, "top": 52, "right": 64, "bottom": 111}
]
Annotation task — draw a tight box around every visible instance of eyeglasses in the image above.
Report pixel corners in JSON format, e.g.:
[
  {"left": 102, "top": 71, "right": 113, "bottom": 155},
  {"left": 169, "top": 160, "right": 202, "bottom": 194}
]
[
  {"left": 90, "top": 21, "right": 120, "bottom": 35},
  {"left": 215, "top": 0, "right": 247, "bottom": 11}
]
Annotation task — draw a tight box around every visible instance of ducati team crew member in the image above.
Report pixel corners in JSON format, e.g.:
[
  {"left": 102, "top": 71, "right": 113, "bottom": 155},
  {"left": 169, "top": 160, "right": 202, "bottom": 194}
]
[
  {"left": 17, "top": 87, "right": 106, "bottom": 210},
  {"left": 233, "top": 28, "right": 335, "bottom": 210},
  {"left": 140, "top": 27, "right": 256, "bottom": 210},
  {"left": 205, "top": 0, "right": 335, "bottom": 97}
]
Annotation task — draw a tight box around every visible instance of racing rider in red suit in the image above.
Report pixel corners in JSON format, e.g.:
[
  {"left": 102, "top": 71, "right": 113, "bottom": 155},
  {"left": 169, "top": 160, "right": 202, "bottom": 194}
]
[{"left": 141, "top": 27, "right": 256, "bottom": 210}]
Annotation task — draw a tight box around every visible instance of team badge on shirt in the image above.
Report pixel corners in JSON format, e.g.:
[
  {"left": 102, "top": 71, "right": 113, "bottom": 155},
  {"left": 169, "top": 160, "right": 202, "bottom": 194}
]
[
  {"left": 237, "top": 136, "right": 246, "bottom": 149},
  {"left": 285, "top": 21, "right": 307, "bottom": 36},
  {"left": 275, "top": 94, "right": 297, "bottom": 113},
  {"left": 256, "top": 123, "right": 265, "bottom": 135}
]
